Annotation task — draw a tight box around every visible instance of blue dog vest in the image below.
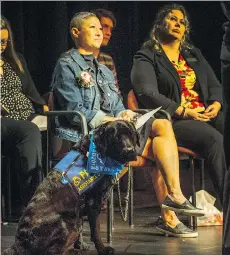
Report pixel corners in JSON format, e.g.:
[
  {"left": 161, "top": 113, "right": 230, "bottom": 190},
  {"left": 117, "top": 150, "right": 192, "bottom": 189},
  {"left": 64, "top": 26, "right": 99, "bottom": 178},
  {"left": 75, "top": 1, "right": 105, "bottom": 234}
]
[
  {"left": 54, "top": 137, "right": 124, "bottom": 195},
  {"left": 54, "top": 150, "right": 103, "bottom": 195}
]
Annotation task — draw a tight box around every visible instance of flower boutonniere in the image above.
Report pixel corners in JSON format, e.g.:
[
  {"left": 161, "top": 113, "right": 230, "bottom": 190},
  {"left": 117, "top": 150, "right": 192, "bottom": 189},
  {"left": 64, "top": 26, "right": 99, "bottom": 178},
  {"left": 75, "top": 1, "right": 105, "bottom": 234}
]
[{"left": 76, "top": 71, "right": 94, "bottom": 88}]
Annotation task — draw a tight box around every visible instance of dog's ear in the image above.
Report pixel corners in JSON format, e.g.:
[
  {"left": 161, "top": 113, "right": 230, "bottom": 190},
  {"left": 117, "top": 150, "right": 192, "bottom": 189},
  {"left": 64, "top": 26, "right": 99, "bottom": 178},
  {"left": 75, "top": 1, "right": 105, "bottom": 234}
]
[
  {"left": 93, "top": 123, "right": 109, "bottom": 156},
  {"left": 72, "top": 135, "right": 90, "bottom": 155},
  {"left": 125, "top": 121, "right": 140, "bottom": 147}
]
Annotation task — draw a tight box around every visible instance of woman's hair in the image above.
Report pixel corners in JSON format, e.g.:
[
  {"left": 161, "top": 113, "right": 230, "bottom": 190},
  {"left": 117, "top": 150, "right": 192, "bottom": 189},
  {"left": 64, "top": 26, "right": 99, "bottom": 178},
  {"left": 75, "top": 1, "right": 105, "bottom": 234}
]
[
  {"left": 0, "top": 15, "right": 24, "bottom": 73},
  {"left": 70, "top": 12, "right": 96, "bottom": 32},
  {"left": 143, "top": 3, "right": 193, "bottom": 51},
  {"left": 92, "top": 8, "right": 117, "bottom": 27},
  {"left": 69, "top": 12, "right": 97, "bottom": 42}
]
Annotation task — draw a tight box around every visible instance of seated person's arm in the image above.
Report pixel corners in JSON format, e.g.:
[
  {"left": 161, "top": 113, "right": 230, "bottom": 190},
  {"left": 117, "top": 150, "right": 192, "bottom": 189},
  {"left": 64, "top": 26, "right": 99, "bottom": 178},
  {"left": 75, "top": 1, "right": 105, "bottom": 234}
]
[
  {"left": 221, "top": 1, "right": 230, "bottom": 21},
  {"left": 203, "top": 56, "right": 223, "bottom": 107},
  {"left": 204, "top": 56, "right": 222, "bottom": 118},
  {"left": 131, "top": 51, "right": 180, "bottom": 117},
  {"left": 196, "top": 49, "right": 223, "bottom": 118},
  {"left": 19, "top": 54, "right": 47, "bottom": 112},
  {"left": 102, "top": 70, "right": 139, "bottom": 121},
  {"left": 106, "top": 72, "right": 126, "bottom": 118}
]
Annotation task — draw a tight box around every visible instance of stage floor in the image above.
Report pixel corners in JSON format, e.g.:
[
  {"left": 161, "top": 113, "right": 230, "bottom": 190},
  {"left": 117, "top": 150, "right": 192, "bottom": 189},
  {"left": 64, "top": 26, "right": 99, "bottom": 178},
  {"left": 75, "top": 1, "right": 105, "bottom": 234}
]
[{"left": 1, "top": 207, "right": 222, "bottom": 255}]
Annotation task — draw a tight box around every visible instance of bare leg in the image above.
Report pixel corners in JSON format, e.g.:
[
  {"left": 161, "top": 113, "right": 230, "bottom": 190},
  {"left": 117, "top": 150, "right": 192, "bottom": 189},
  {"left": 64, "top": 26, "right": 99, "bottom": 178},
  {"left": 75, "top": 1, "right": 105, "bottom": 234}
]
[
  {"left": 151, "top": 168, "right": 180, "bottom": 227},
  {"left": 142, "top": 119, "right": 186, "bottom": 204},
  {"left": 140, "top": 119, "right": 202, "bottom": 228}
]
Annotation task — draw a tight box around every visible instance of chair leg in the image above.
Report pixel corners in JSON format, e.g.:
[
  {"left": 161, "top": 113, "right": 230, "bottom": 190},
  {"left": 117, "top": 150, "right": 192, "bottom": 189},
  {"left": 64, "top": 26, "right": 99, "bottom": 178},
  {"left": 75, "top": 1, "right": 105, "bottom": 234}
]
[
  {"left": 190, "top": 156, "right": 197, "bottom": 230},
  {"left": 46, "top": 117, "right": 53, "bottom": 176},
  {"left": 111, "top": 188, "right": 114, "bottom": 230},
  {"left": 129, "top": 164, "right": 134, "bottom": 227},
  {"left": 200, "top": 159, "right": 205, "bottom": 190},
  {"left": 6, "top": 158, "right": 12, "bottom": 221},
  {"left": 1, "top": 193, "right": 6, "bottom": 221},
  {"left": 107, "top": 188, "right": 113, "bottom": 243}
]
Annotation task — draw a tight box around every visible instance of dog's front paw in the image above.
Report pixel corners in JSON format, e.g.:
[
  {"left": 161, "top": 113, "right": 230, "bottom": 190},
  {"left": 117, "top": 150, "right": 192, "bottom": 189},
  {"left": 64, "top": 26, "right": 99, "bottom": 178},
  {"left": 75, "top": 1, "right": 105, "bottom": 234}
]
[
  {"left": 98, "top": 246, "right": 115, "bottom": 255},
  {"left": 73, "top": 240, "right": 89, "bottom": 251}
]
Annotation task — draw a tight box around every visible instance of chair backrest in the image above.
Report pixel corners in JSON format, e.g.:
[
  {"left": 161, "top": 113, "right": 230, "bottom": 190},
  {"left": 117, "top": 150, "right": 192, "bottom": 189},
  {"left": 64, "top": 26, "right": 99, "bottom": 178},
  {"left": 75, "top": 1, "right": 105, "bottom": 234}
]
[
  {"left": 47, "top": 92, "right": 56, "bottom": 135},
  {"left": 45, "top": 92, "right": 89, "bottom": 174},
  {"left": 48, "top": 91, "right": 54, "bottom": 111},
  {"left": 127, "top": 90, "right": 139, "bottom": 110},
  {"left": 46, "top": 92, "right": 70, "bottom": 173}
]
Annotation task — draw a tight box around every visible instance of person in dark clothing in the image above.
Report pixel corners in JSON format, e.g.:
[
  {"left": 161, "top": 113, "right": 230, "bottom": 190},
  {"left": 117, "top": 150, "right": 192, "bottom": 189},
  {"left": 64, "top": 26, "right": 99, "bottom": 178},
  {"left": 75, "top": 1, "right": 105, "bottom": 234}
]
[
  {"left": 1, "top": 118, "right": 43, "bottom": 207},
  {"left": 221, "top": 2, "right": 230, "bottom": 168},
  {"left": 131, "top": 3, "right": 226, "bottom": 206},
  {"left": 220, "top": 2, "right": 230, "bottom": 255},
  {"left": 0, "top": 15, "right": 46, "bottom": 121},
  {"left": 1, "top": 15, "right": 44, "bottom": 207},
  {"left": 92, "top": 9, "right": 122, "bottom": 98}
]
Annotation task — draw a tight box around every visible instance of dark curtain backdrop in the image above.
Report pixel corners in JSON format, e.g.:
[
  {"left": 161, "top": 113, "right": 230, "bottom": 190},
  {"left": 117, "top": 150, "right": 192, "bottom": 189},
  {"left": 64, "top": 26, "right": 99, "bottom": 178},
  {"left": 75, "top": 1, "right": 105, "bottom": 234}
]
[{"left": 1, "top": 1, "right": 226, "bottom": 98}]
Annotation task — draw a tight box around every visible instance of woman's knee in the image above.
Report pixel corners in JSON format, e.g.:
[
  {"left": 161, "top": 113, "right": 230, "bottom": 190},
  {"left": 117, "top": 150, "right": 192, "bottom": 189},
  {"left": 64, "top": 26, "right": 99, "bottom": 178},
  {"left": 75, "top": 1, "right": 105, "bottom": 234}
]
[
  {"left": 208, "top": 130, "right": 224, "bottom": 150},
  {"left": 196, "top": 127, "right": 224, "bottom": 157},
  {"left": 19, "top": 121, "right": 41, "bottom": 142},
  {"left": 151, "top": 119, "right": 173, "bottom": 136}
]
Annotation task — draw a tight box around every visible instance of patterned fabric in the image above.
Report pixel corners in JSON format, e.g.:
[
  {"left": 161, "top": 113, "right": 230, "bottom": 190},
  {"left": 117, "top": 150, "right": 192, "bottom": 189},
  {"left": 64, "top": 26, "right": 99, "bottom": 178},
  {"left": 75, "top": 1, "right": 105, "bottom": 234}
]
[
  {"left": 97, "top": 51, "right": 121, "bottom": 96},
  {"left": 172, "top": 54, "right": 205, "bottom": 112},
  {"left": 0, "top": 62, "right": 34, "bottom": 120}
]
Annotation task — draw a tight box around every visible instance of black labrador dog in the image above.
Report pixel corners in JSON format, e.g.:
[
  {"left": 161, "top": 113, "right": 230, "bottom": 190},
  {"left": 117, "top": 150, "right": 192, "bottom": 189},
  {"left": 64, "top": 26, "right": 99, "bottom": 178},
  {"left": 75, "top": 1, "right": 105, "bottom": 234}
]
[{"left": 4, "top": 120, "right": 139, "bottom": 255}]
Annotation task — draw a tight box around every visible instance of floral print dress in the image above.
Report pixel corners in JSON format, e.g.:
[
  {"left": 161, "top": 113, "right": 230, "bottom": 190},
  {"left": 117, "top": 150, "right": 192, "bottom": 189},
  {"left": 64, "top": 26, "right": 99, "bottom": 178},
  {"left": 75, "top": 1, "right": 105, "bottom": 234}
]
[
  {"left": 0, "top": 62, "right": 34, "bottom": 120},
  {"left": 172, "top": 54, "right": 206, "bottom": 113}
]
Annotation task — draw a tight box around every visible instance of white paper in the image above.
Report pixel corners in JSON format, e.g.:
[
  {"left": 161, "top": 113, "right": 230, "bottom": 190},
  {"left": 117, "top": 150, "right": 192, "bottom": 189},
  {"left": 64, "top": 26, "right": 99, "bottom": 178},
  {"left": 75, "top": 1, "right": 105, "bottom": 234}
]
[
  {"left": 135, "top": 107, "right": 162, "bottom": 129},
  {"left": 31, "top": 115, "right": 47, "bottom": 131}
]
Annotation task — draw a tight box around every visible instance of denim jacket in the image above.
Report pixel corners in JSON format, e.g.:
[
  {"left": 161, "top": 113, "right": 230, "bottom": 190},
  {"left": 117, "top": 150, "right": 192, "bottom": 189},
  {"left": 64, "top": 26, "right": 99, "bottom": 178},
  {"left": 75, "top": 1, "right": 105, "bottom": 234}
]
[{"left": 51, "top": 48, "right": 125, "bottom": 142}]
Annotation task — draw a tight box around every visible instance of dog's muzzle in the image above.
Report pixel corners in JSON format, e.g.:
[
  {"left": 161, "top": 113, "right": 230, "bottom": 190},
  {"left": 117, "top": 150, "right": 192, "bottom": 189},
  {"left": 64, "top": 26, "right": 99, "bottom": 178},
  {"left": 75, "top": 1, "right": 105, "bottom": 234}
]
[{"left": 120, "top": 146, "right": 137, "bottom": 162}]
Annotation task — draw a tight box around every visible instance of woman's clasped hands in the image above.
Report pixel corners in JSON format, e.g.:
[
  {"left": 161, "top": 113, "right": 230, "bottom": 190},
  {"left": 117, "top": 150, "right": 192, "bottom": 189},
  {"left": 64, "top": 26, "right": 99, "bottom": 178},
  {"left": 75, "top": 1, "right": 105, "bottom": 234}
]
[{"left": 184, "top": 101, "right": 221, "bottom": 122}]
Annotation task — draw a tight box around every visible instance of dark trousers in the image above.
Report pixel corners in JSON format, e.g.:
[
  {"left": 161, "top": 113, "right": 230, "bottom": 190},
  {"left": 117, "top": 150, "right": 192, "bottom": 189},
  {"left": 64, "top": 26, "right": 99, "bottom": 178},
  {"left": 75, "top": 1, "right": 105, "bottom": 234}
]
[
  {"left": 221, "top": 58, "right": 230, "bottom": 255},
  {"left": 1, "top": 117, "right": 43, "bottom": 207},
  {"left": 173, "top": 112, "right": 226, "bottom": 204},
  {"left": 223, "top": 167, "right": 230, "bottom": 255}
]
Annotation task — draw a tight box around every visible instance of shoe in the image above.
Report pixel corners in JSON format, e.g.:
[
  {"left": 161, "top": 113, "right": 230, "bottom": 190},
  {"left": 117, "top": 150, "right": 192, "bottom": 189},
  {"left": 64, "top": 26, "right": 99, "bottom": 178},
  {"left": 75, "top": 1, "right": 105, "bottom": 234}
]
[
  {"left": 156, "top": 217, "right": 198, "bottom": 238},
  {"left": 161, "top": 196, "right": 205, "bottom": 217}
]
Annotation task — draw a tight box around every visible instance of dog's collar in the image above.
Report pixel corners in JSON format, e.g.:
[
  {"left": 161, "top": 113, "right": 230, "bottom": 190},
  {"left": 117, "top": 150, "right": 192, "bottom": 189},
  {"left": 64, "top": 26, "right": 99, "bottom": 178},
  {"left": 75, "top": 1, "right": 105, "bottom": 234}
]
[{"left": 86, "top": 136, "right": 124, "bottom": 176}]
